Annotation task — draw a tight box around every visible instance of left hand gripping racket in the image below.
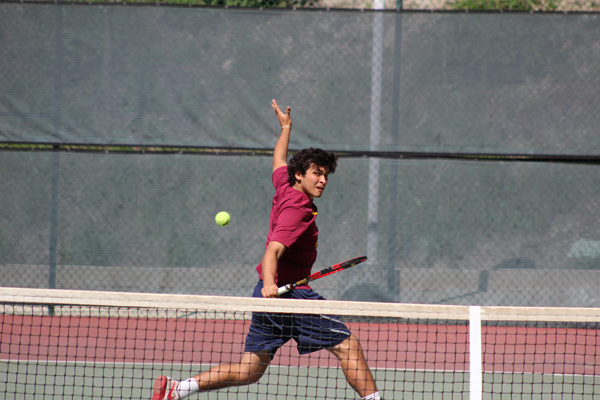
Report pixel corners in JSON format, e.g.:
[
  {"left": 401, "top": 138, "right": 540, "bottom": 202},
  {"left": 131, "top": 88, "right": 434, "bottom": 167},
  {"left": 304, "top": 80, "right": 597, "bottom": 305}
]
[{"left": 277, "top": 256, "right": 367, "bottom": 295}]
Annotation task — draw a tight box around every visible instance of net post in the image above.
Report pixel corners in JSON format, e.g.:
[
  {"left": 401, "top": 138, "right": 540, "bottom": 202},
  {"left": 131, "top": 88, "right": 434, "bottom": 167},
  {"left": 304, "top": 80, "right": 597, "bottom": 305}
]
[{"left": 469, "top": 305, "right": 482, "bottom": 400}]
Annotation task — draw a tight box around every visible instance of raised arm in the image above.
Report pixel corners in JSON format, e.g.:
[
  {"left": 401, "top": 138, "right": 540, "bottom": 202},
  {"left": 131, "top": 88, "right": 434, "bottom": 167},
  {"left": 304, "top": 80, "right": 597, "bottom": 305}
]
[{"left": 271, "top": 99, "right": 292, "bottom": 172}]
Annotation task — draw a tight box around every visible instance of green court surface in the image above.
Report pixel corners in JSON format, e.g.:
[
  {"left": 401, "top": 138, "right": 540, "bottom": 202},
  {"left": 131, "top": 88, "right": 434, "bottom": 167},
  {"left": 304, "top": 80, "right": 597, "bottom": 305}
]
[{"left": 2, "top": 361, "right": 598, "bottom": 399}]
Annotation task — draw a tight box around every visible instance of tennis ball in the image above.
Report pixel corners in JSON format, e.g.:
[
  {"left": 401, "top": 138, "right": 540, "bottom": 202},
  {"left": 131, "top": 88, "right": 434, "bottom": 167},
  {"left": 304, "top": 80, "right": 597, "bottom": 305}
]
[{"left": 215, "top": 211, "right": 230, "bottom": 227}]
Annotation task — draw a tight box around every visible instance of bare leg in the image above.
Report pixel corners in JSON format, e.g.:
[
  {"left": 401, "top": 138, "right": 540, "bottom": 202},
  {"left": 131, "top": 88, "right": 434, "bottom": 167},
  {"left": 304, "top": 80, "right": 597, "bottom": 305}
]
[
  {"left": 328, "top": 334, "right": 378, "bottom": 398},
  {"left": 192, "top": 351, "right": 272, "bottom": 392}
]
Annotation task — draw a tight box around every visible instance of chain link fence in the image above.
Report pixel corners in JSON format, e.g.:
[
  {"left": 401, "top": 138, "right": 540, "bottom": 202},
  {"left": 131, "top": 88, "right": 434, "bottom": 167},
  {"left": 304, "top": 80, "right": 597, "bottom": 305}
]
[
  {"left": 1, "top": 3, "right": 600, "bottom": 306},
  {"left": 1, "top": 151, "right": 600, "bottom": 307}
]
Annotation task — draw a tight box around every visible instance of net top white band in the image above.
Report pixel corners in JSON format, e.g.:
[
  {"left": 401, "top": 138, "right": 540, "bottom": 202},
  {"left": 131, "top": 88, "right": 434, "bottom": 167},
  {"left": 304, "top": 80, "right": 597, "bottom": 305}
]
[{"left": 1, "top": 287, "right": 600, "bottom": 323}]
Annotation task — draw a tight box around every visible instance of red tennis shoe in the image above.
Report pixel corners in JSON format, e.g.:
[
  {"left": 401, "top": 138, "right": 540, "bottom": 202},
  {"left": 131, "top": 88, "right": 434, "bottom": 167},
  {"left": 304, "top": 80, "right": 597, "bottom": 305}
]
[{"left": 152, "top": 376, "right": 180, "bottom": 400}]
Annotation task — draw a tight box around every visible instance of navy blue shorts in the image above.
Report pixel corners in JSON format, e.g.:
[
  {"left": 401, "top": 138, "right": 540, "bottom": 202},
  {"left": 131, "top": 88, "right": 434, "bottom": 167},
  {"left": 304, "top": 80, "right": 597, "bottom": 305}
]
[{"left": 244, "top": 281, "right": 351, "bottom": 359}]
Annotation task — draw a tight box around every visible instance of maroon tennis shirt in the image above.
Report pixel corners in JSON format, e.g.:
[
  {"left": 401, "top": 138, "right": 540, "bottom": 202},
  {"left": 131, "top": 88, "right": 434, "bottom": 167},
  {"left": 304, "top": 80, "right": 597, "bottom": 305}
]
[{"left": 255, "top": 166, "right": 318, "bottom": 288}]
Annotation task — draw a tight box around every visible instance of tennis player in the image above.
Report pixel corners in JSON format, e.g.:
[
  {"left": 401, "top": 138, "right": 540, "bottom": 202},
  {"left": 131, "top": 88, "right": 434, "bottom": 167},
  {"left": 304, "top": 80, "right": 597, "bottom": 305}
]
[{"left": 152, "top": 99, "right": 382, "bottom": 400}]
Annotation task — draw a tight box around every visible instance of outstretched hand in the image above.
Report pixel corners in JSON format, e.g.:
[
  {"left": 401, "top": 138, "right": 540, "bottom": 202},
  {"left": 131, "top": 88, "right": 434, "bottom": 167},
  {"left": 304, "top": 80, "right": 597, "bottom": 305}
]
[{"left": 272, "top": 99, "right": 292, "bottom": 130}]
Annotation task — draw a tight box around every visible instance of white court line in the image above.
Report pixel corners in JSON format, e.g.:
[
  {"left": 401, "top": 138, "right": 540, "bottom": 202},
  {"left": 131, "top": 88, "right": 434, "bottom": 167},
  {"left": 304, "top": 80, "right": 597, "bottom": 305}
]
[{"left": 470, "top": 306, "right": 482, "bottom": 400}]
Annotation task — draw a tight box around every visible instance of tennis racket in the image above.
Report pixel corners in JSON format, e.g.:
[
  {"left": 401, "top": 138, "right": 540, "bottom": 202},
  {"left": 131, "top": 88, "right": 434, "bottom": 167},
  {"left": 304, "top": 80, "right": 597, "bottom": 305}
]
[{"left": 277, "top": 256, "right": 367, "bottom": 295}]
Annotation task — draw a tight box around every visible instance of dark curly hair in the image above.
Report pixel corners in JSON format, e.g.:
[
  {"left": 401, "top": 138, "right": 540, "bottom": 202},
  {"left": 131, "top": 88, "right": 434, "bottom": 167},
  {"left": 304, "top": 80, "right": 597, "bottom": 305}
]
[{"left": 287, "top": 148, "right": 338, "bottom": 185}]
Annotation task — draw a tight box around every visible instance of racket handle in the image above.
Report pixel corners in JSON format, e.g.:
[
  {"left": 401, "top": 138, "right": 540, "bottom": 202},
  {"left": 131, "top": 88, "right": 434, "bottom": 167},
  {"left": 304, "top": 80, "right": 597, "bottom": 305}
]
[{"left": 277, "top": 284, "right": 292, "bottom": 295}]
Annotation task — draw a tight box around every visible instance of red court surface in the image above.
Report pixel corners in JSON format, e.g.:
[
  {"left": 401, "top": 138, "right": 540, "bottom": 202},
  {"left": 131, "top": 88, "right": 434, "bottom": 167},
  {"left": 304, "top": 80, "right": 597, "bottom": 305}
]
[{"left": 1, "top": 315, "right": 599, "bottom": 376}]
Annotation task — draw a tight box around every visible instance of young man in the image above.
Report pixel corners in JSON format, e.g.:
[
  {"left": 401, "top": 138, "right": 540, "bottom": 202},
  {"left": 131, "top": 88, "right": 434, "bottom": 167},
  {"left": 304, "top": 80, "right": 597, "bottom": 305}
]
[{"left": 152, "top": 100, "right": 382, "bottom": 400}]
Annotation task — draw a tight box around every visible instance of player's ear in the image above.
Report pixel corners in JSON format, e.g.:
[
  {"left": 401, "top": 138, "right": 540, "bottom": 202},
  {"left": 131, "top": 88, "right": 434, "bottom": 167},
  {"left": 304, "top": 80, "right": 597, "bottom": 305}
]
[{"left": 294, "top": 170, "right": 304, "bottom": 184}]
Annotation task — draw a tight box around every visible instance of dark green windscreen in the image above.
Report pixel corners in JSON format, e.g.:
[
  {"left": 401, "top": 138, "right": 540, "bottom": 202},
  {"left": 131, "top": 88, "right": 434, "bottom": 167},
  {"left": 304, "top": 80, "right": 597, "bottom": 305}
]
[{"left": 1, "top": 4, "right": 599, "bottom": 155}]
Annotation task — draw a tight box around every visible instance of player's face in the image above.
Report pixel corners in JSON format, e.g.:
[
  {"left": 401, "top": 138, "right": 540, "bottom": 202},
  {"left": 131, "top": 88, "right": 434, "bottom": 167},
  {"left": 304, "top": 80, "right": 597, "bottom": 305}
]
[{"left": 295, "top": 164, "right": 330, "bottom": 200}]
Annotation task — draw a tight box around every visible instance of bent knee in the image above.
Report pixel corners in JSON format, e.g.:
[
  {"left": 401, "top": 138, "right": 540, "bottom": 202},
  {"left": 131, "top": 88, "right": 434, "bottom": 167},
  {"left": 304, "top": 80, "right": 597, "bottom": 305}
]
[
  {"left": 245, "top": 371, "right": 264, "bottom": 384},
  {"left": 238, "top": 352, "right": 271, "bottom": 384}
]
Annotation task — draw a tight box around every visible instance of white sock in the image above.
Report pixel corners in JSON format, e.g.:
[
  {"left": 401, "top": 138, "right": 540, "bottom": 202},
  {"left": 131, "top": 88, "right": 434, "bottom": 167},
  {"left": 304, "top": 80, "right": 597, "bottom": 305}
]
[
  {"left": 178, "top": 378, "right": 200, "bottom": 399},
  {"left": 362, "top": 391, "right": 381, "bottom": 400}
]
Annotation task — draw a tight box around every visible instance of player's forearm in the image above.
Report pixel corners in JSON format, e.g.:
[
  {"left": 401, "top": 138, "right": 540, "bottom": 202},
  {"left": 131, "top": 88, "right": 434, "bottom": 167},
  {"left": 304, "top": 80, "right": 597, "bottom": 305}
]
[
  {"left": 261, "top": 242, "right": 284, "bottom": 284},
  {"left": 272, "top": 126, "right": 291, "bottom": 171},
  {"left": 261, "top": 241, "right": 286, "bottom": 297},
  {"left": 271, "top": 100, "right": 292, "bottom": 171},
  {"left": 261, "top": 251, "right": 278, "bottom": 287}
]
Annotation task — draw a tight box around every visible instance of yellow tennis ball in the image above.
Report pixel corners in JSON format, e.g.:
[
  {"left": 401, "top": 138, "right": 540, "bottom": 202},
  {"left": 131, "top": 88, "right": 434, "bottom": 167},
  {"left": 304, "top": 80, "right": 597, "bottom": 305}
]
[{"left": 215, "top": 211, "right": 230, "bottom": 227}]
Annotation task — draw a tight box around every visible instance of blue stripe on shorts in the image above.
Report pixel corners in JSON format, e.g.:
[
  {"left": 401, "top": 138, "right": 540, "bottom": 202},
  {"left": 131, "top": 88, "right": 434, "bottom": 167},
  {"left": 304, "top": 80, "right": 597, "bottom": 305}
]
[{"left": 244, "top": 281, "right": 351, "bottom": 358}]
